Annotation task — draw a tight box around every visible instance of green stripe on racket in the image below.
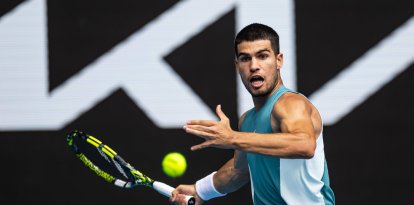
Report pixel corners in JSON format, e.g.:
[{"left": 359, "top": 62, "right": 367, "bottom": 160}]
[{"left": 67, "top": 130, "right": 195, "bottom": 205}]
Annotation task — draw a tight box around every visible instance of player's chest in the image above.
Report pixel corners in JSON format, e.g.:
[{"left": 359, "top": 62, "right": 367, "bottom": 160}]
[{"left": 248, "top": 111, "right": 281, "bottom": 133}]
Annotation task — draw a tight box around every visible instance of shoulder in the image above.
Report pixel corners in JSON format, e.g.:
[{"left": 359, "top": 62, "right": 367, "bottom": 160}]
[{"left": 272, "top": 92, "right": 312, "bottom": 119}]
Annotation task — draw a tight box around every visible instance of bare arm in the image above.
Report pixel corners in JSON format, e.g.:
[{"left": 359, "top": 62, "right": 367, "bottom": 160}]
[
  {"left": 214, "top": 111, "right": 250, "bottom": 193},
  {"left": 185, "top": 94, "right": 318, "bottom": 158},
  {"left": 170, "top": 115, "right": 250, "bottom": 205},
  {"left": 170, "top": 152, "right": 249, "bottom": 205},
  {"left": 213, "top": 150, "right": 250, "bottom": 194}
]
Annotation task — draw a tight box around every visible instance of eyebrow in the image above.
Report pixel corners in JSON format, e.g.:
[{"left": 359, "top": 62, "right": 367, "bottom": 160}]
[
  {"left": 256, "top": 49, "right": 271, "bottom": 54},
  {"left": 237, "top": 49, "right": 271, "bottom": 58},
  {"left": 237, "top": 52, "right": 249, "bottom": 58}
]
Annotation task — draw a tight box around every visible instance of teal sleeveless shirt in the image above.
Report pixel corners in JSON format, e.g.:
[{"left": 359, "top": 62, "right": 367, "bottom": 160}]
[{"left": 240, "top": 86, "right": 335, "bottom": 205}]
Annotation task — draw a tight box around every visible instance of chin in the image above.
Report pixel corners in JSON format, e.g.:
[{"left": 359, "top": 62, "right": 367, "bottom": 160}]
[
  {"left": 249, "top": 88, "right": 271, "bottom": 98},
  {"left": 251, "top": 92, "right": 269, "bottom": 98}
]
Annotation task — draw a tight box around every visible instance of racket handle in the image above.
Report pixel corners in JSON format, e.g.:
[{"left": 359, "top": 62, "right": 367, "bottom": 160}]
[{"left": 153, "top": 181, "right": 196, "bottom": 205}]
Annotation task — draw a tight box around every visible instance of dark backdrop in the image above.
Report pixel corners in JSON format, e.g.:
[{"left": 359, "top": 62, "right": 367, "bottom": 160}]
[{"left": 0, "top": 0, "right": 413, "bottom": 204}]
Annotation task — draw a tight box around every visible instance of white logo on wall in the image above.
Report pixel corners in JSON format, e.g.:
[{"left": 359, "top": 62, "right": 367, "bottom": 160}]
[{"left": 0, "top": 0, "right": 413, "bottom": 131}]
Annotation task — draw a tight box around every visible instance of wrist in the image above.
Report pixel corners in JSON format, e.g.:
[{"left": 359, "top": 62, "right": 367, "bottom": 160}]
[
  {"left": 195, "top": 171, "right": 226, "bottom": 201},
  {"left": 228, "top": 131, "right": 244, "bottom": 150}
]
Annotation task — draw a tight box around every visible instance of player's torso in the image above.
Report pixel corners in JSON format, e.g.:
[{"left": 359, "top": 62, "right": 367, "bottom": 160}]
[
  {"left": 240, "top": 86, "right": 290, "bottom": 204},
  {"left": 240, "top": 86, "right": 333, "bottom": 205}
]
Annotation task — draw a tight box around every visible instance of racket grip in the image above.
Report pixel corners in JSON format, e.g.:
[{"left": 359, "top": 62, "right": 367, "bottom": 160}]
[{"left": 153, "top": 181, "right": 196, "bottom": 205}]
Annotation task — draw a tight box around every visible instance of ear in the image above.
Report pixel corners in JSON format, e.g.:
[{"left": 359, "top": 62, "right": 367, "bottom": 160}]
[
  {"left": 276, "top": 53, "right": 284, "bottom": 70},
  {"left": 234, "top": 59, "right": 239, "bottom": 72}
]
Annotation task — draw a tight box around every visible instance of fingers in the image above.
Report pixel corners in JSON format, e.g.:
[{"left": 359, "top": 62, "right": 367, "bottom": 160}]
[
  {"left": 170, "top": 194, "right": 186, "bottom": 205},
  {"left": 183, "top": 104, "right": 232, "bottom": 152},
  {"left": 215, "top": 104, "right": 229, "bottom": 121},
  {"left": 186, "top": 105, "right": 228, "bottom": 125},
  {"left": 184, "top": 126, "right": 214, "bottom": 139},
  {"left": 170, "top": 187, "right": 184, "bottom": 205},
  {"left": 170, "top": 185, "right": 200, "bottom": 205},
  {"left": 184, "top": 124, "right": 215, "bottom": 135},
  {"left": 191, "top": 141, "right": 214, "bottom": 151},
  {"left": 170, "top": 193, "right": 187, "bottom": 205},
  {"left": 186, "top": 120, "right": 216, "bottom": 126}
]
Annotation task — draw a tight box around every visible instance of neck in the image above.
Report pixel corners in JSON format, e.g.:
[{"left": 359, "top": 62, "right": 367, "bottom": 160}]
[{"left": 252, "top": 81, "right": 284, "bottom": 111}]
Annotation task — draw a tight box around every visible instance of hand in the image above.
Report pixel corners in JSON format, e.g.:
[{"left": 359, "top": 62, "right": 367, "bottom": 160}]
[
  {"left": 184, "top": 105, "right": 236, "bottom": 151},
  {"left": 170, "top": 184, "right": 204, "bottom": 205}
]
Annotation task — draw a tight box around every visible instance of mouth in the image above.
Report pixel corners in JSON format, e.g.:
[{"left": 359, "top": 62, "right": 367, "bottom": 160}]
[{"left": 249, "top": 75, "right": 264, "bottom": 88}]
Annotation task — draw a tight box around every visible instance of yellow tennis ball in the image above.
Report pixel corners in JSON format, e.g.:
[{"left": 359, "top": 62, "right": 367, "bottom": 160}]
[{"left": 162, "top": 152, "right": 187, "bottom": 178}]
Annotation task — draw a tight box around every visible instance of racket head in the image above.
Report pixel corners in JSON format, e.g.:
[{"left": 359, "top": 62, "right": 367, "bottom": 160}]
[{"left": 66, "top": 130, "right": 154, "bottom": 188}]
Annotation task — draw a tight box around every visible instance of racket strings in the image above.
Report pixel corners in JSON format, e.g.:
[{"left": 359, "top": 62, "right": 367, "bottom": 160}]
[
  {"left": 97, "top": 144, "right": 111, "bottom": 163},
  {"left": 68, "top": 131, "right": 153, "bottom": 187},
  {"left": 111, "top": 156, "right": 129, "bottom": 180},
  {"left": 94, "top": 141, "right": 131, "bottom": 181}
]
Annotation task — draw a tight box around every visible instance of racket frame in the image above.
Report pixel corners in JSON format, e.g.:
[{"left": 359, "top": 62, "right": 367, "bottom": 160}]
[{"left": 67, "top": 130, "right": 195, "bottom": 205}]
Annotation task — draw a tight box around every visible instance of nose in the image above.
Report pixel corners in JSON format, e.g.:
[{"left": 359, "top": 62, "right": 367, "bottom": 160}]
[{"left": 250, "top": 57, "right": 260, "bottom": 72}]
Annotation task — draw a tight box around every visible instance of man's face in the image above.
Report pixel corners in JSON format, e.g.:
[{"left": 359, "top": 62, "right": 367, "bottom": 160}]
[{"left": 235, "top": 39, "right": 283, "bottom": 97}]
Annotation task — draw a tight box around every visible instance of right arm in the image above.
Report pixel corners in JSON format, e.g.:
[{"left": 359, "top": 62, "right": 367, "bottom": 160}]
[
  {"left": 170, "top": 114, "right": 250, "bottom": 204},
  {"left": 200, "top": 110, "right": 250, "bottom": 196},
  {"left": 213, "top": 150, "right": 250, "bottom": 194},
  {"left": 170, "top": 151, "right": 249, "bottom": 205}
]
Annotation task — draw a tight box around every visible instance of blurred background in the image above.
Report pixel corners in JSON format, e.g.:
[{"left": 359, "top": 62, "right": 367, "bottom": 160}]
[{"left": 0, "top": 0, "right": 413, "bottom": 204}]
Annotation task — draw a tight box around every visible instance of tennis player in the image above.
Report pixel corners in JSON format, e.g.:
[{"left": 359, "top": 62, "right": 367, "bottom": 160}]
[{"left": 170, "top": 23, "right": 335, "bottom": 205}]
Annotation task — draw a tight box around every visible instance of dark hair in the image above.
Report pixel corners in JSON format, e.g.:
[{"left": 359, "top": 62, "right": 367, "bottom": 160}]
[{"left": 234, "top": 23, "right": 280, "bottom": 56}]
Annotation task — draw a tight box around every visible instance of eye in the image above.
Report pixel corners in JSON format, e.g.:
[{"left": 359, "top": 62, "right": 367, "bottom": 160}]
[
  {"left": 257, "top": 53, "right": 269, "bottom": 60},
  {"left": 238, "top": 55, "right": 251, "bottom": 62}
]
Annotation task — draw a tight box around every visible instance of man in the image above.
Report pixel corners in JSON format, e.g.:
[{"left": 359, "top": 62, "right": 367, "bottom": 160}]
[{"left": 170, "top": 23, "right": 335, "bottom": 205}]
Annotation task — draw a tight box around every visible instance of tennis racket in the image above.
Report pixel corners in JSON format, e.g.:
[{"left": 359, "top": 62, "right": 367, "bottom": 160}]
[{"left": 66, "top": 130, "right": 195, "bottom": 205}]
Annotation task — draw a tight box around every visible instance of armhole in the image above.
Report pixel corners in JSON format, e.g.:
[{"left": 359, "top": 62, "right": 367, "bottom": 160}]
[
  {"left": 238, "top": 108, "right": 254, "bottom": 131},
  {"left": 238, "top": 112, "right": 248, "bottom": 131}
]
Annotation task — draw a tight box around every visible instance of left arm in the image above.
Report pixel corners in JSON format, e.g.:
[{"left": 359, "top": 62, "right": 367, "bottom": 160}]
[{"left": 184, "top": 96, "right": 317, "bottom": 159}]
